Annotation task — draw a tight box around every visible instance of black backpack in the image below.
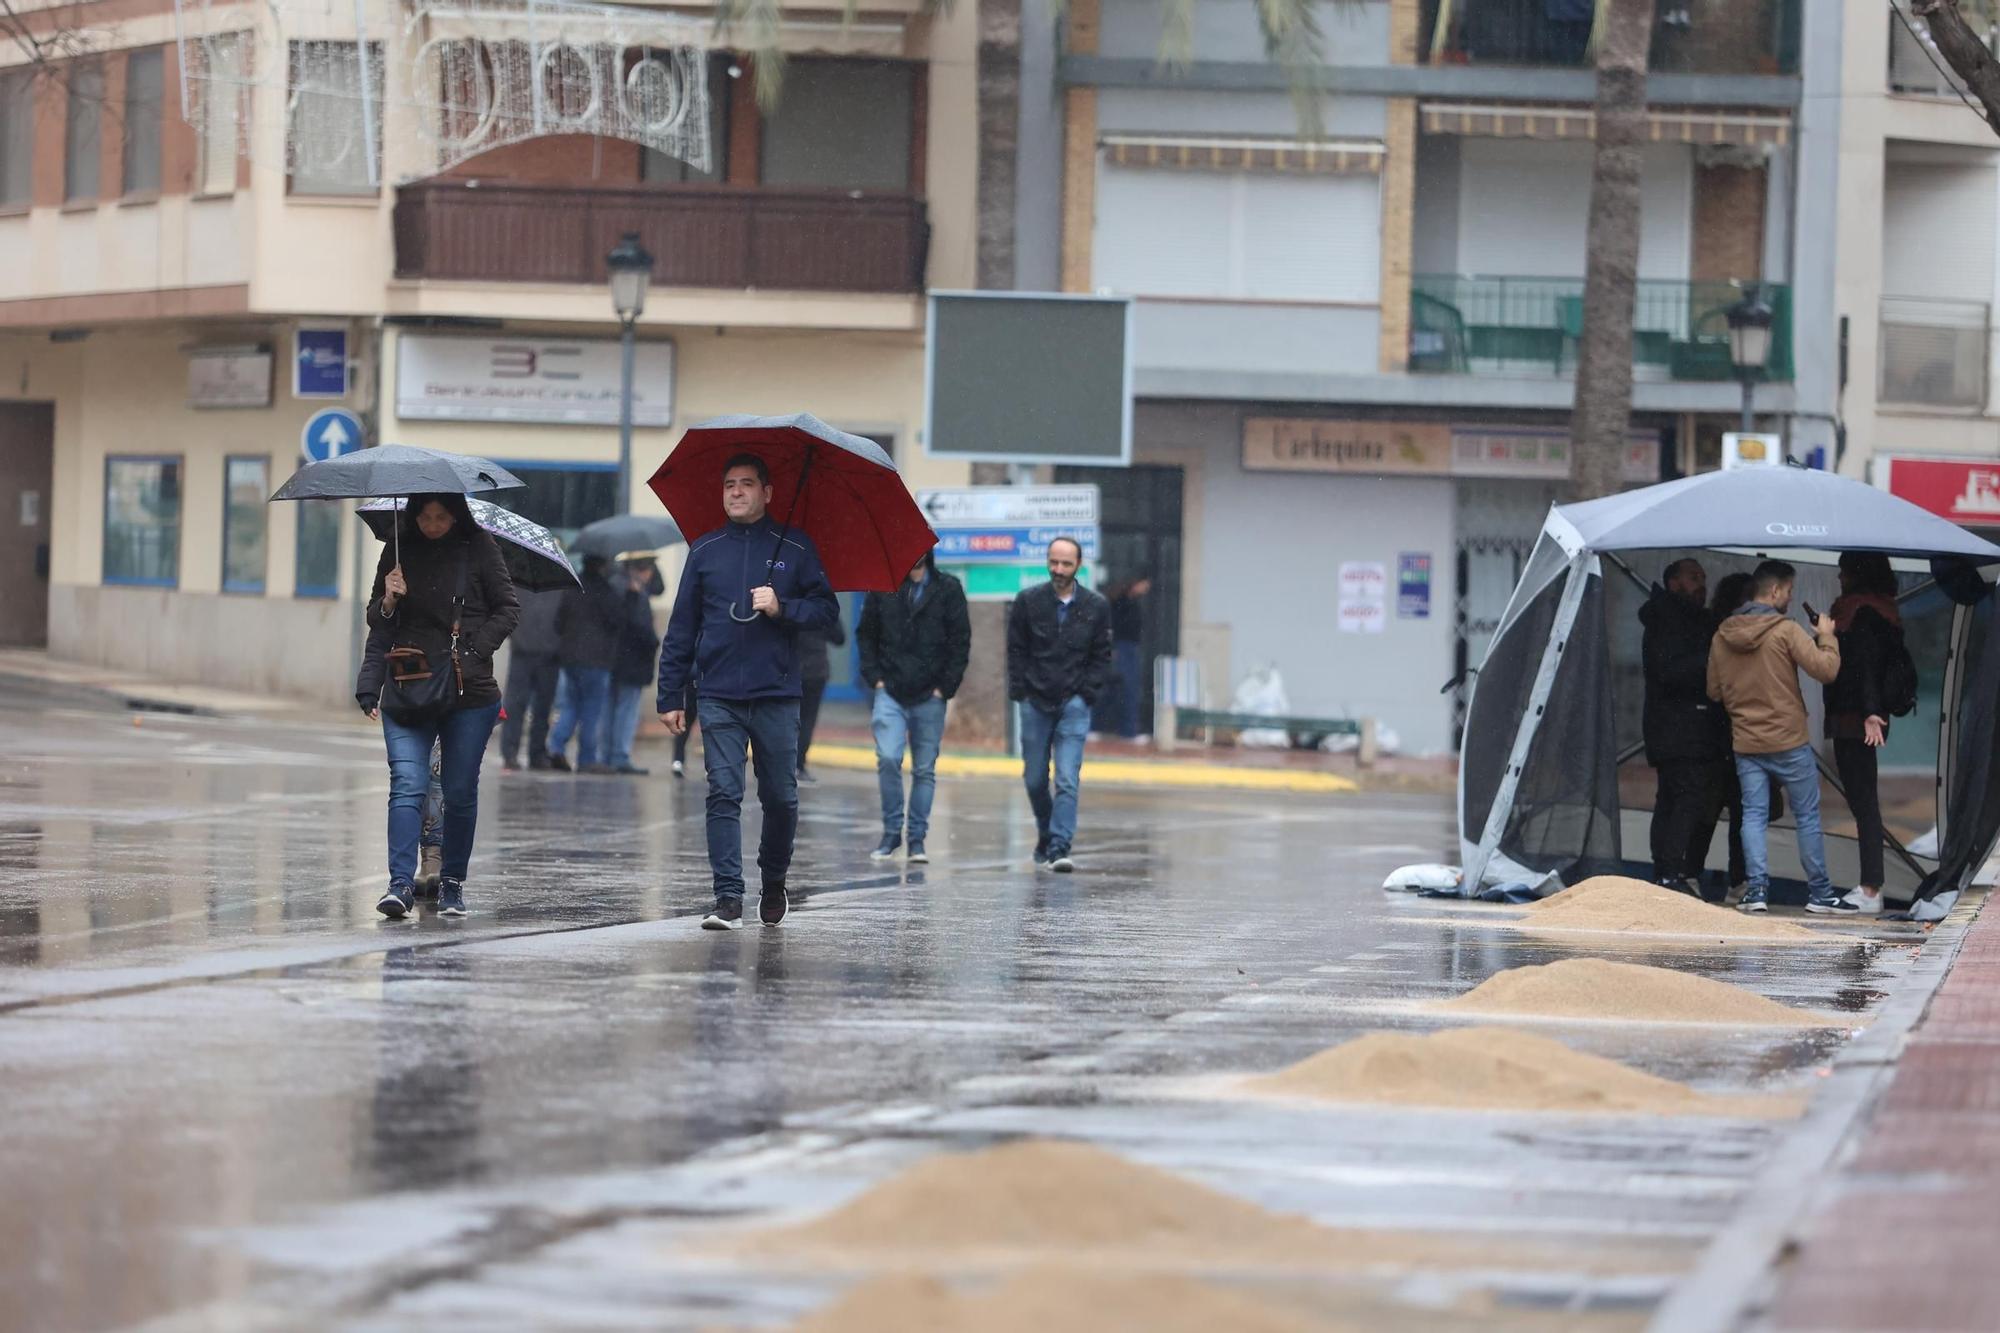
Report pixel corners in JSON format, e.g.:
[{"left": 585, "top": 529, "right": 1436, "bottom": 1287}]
[{"left": 1882, "top": 625, "right": 1919, "bottom": 718}]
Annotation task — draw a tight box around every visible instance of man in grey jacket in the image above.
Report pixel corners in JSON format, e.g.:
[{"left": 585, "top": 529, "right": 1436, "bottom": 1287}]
[{"left": 499, "top": 586, "right": 564, "bottom": 772}]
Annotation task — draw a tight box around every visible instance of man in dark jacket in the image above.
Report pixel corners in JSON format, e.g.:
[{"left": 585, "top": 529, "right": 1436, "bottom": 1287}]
[
  {"left": 499, "top": 588, "right": 564, "bottom": 772},
  {"left": 795, "top": 617, "right": 848, "bottom": 784},
  {"left": 548, "top": 556, "right": 623, "bottom": 773},
  {"left": 658, "top": 454, "right": 840, "bottom": 930},
  {"left": 1641, "top": 558, "right": 1729, "bottom": 895},
  {"left": 1006, "top": 537, "right": 1113, "bottom": 873},
  {"left": 857, "top": 550, "right": 970, "bottom": 862},
  {"left": 606, "top": 557, "right": 664, "bottom": 775}
]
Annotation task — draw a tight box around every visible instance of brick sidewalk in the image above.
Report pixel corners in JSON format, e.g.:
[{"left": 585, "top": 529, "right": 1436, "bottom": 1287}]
[{"left": 1770, "top": 895, "right": 2000, "bottom": 1331}]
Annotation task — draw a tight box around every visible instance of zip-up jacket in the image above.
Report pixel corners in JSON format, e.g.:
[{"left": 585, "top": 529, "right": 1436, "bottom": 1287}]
[
  {"left": 1007, "top": 581, "right": 1114, "bottom": 715},
  {"left": 1706, "top": 603, "right": 1840, "bottom": 755},
  {"left": 656, "top": 517, "right": 840, "bottom": 707},
  {"left": 857, "top": 566, "right": 971, "bottom": 704}
]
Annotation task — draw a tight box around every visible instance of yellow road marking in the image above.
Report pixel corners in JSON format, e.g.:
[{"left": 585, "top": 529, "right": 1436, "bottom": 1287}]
[{"left": 805, "top": 744, "right": 1358, "bottom": 794}]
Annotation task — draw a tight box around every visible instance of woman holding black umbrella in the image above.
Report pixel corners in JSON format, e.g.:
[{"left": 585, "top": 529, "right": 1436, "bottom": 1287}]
[{"left": 361, "top": 493, "right": 520, "bottom": 918}]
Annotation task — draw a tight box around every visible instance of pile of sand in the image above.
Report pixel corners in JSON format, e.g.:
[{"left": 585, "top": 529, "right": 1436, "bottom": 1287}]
[
  {"left": 1436, "top": 958, "right": 1843, "bottom": 1027},
  {"left": 791, "top": 1268, "right": 1345, "bottom": 1333},
  {"left": 1518, "top": 876, "right": 1826, "bottom": 942},
  {"left": 1242, "top": 1026, "right": 1795, "bottom": 1117}
]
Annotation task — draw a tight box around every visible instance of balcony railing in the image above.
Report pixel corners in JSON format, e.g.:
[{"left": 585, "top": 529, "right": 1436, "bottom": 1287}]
[
  {"left": 392, "top": 181, "right": 929, "bottom": 293},
  {"left": 1880, "top": 297, "right": 1989, "bottom": 410},
  {"left": 1409, "top": 276, "right": 1794, "bottom": 382},
  {"left": 1420, "top": 0, "right": 1799, "bottom": 75}
]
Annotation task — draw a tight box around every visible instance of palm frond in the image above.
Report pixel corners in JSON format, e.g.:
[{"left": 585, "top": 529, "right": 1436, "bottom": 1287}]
[
  {"left": 1254, "top": 0, "right": 1329, "bottom": 138},
  {"left": 1159, "top": 0, "right": 1199, "bottom": 72}
]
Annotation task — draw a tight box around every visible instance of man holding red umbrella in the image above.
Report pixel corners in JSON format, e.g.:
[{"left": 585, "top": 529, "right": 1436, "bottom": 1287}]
[{"left": 657, "top": 454, "right": 841, "bottom": 930}]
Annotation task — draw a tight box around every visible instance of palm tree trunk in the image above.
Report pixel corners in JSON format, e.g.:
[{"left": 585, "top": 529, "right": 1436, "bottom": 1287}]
[{"left": 1569, "top": 0, "right": 1657, "bottom": 501}]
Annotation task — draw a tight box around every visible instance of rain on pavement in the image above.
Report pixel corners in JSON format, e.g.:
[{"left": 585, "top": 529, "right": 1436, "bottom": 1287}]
[{"left": 0, "top": 679, "right": 1933, "bottom": 1331}]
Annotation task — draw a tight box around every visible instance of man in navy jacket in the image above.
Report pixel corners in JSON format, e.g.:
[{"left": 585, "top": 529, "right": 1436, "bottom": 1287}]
[{"left": 658, "top": 453, "right": 840, "bottom": 929}]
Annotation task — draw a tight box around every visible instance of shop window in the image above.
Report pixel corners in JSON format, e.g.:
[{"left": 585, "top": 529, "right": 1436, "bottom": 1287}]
[
  {"left": 104, "top": 456, "right": 181, "bottom": 587},
  {"left": 641, "top": 51, "right": 732, "bottom": 184},
  {"left": 65, "top": 62, "right": 103, "bottom": 202},
  {"left": 122, "top": 49, "right": 163, "bottom": 196},
  {"left": 486, "top": 463, "right": 617, "bottom": 547},
  {"left": 294, "top": 499, "right": 341, "bottom": 598},
  {"left": 288, "top": 40, "right": 384, "bottom": 196},
  {"left": 760, "top": 58, "right": 915, "bottom": 192},
  {"left": 0, "top": 69, "right": 31, "bottom": 208},
  {"left": 222, "top": 455, "right": 269, "bottom": 592}
]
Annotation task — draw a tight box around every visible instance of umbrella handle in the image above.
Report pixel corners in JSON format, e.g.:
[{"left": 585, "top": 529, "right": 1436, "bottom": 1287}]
[{"left": 729, "top": 600, "right": 761, "bottom": 623}]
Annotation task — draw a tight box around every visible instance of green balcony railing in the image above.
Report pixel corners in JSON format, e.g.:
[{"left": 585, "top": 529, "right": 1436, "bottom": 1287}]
[{"left": 1409, "top": 276, "right": 1794, "bottom": 383}]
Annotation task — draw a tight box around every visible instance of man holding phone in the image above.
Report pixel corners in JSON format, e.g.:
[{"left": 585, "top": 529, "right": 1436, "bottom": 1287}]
[{"left": 1706, "top": 560, "right": 1855, "bottom": 915}]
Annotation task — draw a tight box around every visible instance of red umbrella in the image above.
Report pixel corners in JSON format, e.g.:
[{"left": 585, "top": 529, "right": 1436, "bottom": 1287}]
[{"left": 646, "top": 413, "right": 936, "bottom": 593}]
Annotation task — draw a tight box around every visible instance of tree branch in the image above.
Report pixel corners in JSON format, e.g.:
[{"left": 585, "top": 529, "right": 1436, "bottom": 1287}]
[{"left": 1912, "top": 0, "right": 2000, "bottom": 134}]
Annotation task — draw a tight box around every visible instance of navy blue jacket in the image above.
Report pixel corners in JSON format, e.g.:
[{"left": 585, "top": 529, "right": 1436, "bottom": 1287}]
[{"left": 657, "top": 517, "right": 840, "bottom": 706}]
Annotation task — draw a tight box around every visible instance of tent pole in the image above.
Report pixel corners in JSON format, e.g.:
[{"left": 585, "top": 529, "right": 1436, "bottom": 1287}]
[{"left": 1464, "top": 553, "right": 1596, "bottom": 890}]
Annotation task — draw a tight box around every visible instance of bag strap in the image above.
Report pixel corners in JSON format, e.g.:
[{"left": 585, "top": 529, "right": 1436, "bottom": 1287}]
[{"left": 449, "top": 546, "right": 473, "bottom": 691}]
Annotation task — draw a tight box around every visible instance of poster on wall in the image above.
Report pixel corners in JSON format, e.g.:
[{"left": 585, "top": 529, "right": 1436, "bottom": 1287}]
[
  {"left": 1338, "top": 560, "right": 1387, "bottom": 634},
  {"left": 188, "top": 347, "right": 273, "bottom": 409},
  {"left": 1397, "top": 553, "right": 1432, "bottom": 619}
]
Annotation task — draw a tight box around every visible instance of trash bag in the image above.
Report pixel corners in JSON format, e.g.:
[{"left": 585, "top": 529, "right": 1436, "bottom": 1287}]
[
  {"left": 1231, "top": 664, "right": 1290, "bottom": 748},
  {"left": 1383, "top": 863, "right": 1463, "bottom": 893}
]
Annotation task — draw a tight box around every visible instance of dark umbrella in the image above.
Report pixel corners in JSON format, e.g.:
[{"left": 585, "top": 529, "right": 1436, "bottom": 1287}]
[
  {"left": 271, "top": 444, "right": 525, "bottom": 566},
  {"left": 356, "top": 497, "right": 579, "bottom": 591},
  {"left": 571, "top": 513, "right": 684, "bottom": 561},
  {"left": 646, "top": 413, "right": 935, "bottom": 601}
]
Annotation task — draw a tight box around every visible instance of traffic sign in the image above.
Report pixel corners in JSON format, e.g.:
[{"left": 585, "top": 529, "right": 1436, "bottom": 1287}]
[
  {"left": 294, "top": 327, "right": 348, "bottom": 399},
  {"left": 301, "top": 408, "right": 365, "bottom": 463},
  {"left": 933, "top": 526, "right": 1101, "bottom": 564},
  {"left": 918, "top": 485, "right": 1099, "bottom": 528}
]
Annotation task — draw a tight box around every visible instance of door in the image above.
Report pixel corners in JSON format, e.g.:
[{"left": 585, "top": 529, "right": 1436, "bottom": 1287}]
[
  {"left": 1054, "top": 463, "right": 1184, "bottom": 735},
  {"left": 0, "top": 404, "right": 54, "bottom": 647}
]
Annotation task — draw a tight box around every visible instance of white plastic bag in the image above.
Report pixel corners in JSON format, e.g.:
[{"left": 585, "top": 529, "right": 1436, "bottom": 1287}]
[{"left": 1230, "top": 665, "right": 1290, "bottom": 747}]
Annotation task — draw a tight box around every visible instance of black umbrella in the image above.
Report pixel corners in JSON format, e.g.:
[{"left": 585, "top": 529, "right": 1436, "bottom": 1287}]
[
  {"left": 356, "top": 498, "right": 579, "bottom": 591},
  {"left": 571, "top": 513, "right": 684, "bottom": 560},
  {"left": 271, "top": 444, "right": 524, "bottom": 566}
]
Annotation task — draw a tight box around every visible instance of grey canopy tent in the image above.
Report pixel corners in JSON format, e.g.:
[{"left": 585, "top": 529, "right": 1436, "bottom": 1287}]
[{"left": 1460, "top": 466, "right": 2000, "bottom": 905}]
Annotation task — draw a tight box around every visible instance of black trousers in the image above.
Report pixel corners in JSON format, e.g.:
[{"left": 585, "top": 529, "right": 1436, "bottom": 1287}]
[
  {"left": 1835, "top": 737, "right": 1886, "bottom": 888},
  {"left": 499, "top": 651, "right": 560, "bottom": 766},
  {"left": 797, "top": 677, "right": 828, "bottom": 771},
  {"left": 1652, "top": 760, "right": 1717, "bottom": 880}
]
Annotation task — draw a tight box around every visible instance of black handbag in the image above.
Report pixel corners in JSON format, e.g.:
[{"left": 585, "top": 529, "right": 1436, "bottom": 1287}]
[{"left": 383, "top": 553, "right": 470, "bottom": 723}]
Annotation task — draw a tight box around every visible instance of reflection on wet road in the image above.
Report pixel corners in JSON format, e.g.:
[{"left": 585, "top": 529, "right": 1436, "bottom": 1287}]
[{"left": 0, "top": 686, "right": 1932, "bottom": 1330}]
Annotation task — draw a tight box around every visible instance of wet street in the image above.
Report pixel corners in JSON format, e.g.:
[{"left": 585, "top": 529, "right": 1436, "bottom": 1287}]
[{"left": 0, "top": 680, "right": 1947, "bottom": 1331}]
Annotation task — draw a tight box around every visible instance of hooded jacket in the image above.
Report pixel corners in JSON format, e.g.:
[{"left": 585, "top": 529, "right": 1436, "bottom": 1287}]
[
  {"left": 1706, "top": 603, "right": 1840, "bottom": 755},
  {"left": 656, "top": 516, "right": 840, "bottom": 707},
  {"left": 364, "top": 498, "right": 520, "bottom": 711},
  {"left": 857, "top": 558, "right": 971, "bottom": 705},
  {"left": 1639, "top": 586, "right": 1725, "bottom": 765}
]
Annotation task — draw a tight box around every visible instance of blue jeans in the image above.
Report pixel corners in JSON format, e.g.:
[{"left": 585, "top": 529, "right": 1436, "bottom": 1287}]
[
  {"left": 1737, "top": 745, "right": 1833, "bottom": 901},
  {"left": 873, "top": 691, "right": 947, "bottom": 841},
  {"left": 605, "top": 683, "right": 646, "bottom": 768},
  {"left": 549, "top": 667, "right": 612, "bottom": 767},
  {"left": 383, "top": 702, "right": 502, "bottom": 886},
  {"left": 1021, "top": 696, "right": 1090, "bottom": 854},
  {"left": 698, "top": 696, "right": 801, "bottom": 901}
]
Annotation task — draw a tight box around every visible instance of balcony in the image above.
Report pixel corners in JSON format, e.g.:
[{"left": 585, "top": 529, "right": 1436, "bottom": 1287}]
[
  {"left": 1880, "top": 297, "right": 1989, "bottom": 410},
  {"left": 1420, "top": 0, "right": 1798, "bottom": 75},
  {"left": 392, "top": 181, "right": 929, "bottom": 294},
  {"left": 1410, "top": 276, "right": 1794, "bottom": 382}
]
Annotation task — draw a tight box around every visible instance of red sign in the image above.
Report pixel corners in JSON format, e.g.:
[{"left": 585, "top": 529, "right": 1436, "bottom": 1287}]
[{"left": 1883, "top": 457, "right": 2000, "bottom": 525}]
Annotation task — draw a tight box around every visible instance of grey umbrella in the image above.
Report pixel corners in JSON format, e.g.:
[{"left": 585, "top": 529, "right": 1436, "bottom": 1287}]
[
  {"left": 272, "top": 444, "right": 525, "bottom": 566},
  {"left": 571, "top": 514, "right": 683, "bottom": 560},
  {"left": 356, "top": 498, "right": 579, "bottom": 592}
]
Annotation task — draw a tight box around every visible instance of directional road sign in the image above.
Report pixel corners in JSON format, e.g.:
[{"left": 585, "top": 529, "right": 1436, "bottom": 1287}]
[{"left": 301, "top": 408, "right": 365, "bottom": 463}]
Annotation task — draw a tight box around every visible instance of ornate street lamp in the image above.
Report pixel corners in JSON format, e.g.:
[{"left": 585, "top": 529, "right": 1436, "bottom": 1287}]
[
  {"left": 1725, "top": 284, "right": 1775, "bottom": 436},
  {"left": 607, "top": 232, "right": 654, "bottom": 515}
]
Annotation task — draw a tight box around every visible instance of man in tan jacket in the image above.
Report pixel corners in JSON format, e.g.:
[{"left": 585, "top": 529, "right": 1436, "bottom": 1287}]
[{"left": 1707, "top": 559, "right": 1855, "bottom": 915}]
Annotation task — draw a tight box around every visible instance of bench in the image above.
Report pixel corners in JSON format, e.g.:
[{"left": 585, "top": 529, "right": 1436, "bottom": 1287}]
[{"left": 1166, "top": 708, "right": 1379, "bottom": 765}]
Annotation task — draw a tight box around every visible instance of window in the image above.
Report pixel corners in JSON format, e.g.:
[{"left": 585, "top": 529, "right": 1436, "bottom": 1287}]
[
  {"left": 485, "top": 464, "right": 616, "bottom": 547},
  {"left": 288, "top": 40, "right": 383, "bottom": 196},
  {"left": 760, "top": 58, "right": 915, "bottom": 191},
  {"left": 0, "top": 69, "right": 31, "bottom": 208},
  {"left": 122, "top": 49, "right": 163, "bottom": 196},
  {"left": 295, "top": 499, "right": 341, "bottom": 597},
  {"left": 222, "top": 456, "right": 269, "bottom": 593},
  {"left": 640, "top": 52, "right": 733, "bottom": 184},
  {"left": 65, "top": 61, "right": 103, "bottom": 202},
  {"left": 103, "top": 457, "right": 180, "bottom": 586},
  {"left": 195, "top": 35, "right": 243, "bottom": 195}
]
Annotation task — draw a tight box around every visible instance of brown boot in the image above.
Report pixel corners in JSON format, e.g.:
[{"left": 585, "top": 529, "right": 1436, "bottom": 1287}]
[{"left": 414, "top": 844, "right": 443, "bottom": 897}]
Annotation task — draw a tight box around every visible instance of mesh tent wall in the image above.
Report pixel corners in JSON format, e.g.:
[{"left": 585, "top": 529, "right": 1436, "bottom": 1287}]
[{"left": 1458, "top": 469, "right": 2000, "bottom": 903}]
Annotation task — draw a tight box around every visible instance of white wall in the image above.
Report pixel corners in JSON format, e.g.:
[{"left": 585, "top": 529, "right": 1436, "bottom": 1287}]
[
  {"left": 1882, "top": 159, "right": 1998, "bottom": 300},
  {"left": 1455, "top": 139, "right": 1694, "bottom": 280}
]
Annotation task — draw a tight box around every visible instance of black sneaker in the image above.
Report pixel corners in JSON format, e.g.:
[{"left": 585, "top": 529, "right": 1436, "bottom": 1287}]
[
  {"left": 759, "top": 882, "right": 789, "bottom": 926},
  {"left": 907, "top": 840, "right": 929, "bottom": 864},
  {"left": 1659, "top": 877, "right": 1700, "bottom": 899},
  {"left": 614, "top": 764, "right": 650, "bottom": 775},
  {"left": 546, "top": 752, "right": 573, "bottom": 773},
  {"left": 1806, "top": 896, "right": 1861, "bottom": 916},
  {"left": 870, "top": 834, "right": 901, "bottom": 861},
  {"left": 437, "top": 878, "right": 467, "bottom": 917},
  {"left": 702, "top": 899, "right": 744, "bottom": 931},
  {"left": 376, "top": 882, "right": 415, "bottom": 919},
  {"left": 1049, "top": 848, "right": 1075, "bottom": 874},
  {"left": 797, "top": 767, "right": 817, "bottom": 785}
]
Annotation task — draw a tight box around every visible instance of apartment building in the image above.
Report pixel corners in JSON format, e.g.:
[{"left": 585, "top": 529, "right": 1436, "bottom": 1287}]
[{"left": 0, "top": 0, "right": 976, "bottom": 704}]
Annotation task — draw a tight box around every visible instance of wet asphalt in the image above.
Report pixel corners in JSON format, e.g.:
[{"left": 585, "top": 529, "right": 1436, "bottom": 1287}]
[{"left": 0, "top": 680, "right": 1939, "bottom": 1331}]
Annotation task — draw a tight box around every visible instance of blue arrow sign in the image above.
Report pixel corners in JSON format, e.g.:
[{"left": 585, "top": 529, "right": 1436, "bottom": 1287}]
[{"left": 301, "top": 408, "right": 365, "bottom": 463}]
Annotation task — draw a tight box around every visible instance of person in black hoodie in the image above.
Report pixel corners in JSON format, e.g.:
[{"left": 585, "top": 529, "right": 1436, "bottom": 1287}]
[
  {"left": 1825, "top": 551, "right": 1903, "bottom": 916},
  {"left": 794, "top": 616, "right": 848, "bottom": 784},
  {"left": 361, "top": 493, "right": 519, "bottom": 919},
  {"left": 1640, "top": 558, "right": 1728, "bottom": 895},
  {"left": 857, "top": 550, "right": 970, "bottom": 861},
  {"left": 547, "top": 555, "right": 623, "bottom": 773}
]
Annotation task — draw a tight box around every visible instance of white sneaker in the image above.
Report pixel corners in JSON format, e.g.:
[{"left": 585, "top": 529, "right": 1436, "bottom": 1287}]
[
  {"left": 1841, "top": 889, "right": 1884, "bottom": 916},
  {"left": 1913, "top": 889, "right": 1961, "bottom": 923}
]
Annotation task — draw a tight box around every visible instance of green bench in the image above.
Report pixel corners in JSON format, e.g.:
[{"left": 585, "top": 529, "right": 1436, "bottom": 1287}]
[{"left": 1168, "top": 708, "right": 1378, "bottom": 764}]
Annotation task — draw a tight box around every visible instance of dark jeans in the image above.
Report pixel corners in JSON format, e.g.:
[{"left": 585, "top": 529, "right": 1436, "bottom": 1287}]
[
  {"left": 1114, "top": 640, "right": 1144, "bottom": 738},
  {"left": 499, "top": 650, "right": 560, "bottom": 767},
  {"left": 798, "top": 677, "right": 828, "bottom": 771},
  {"left": 1836, "top": 737, "right": 1886, "bottom": 887},
  {"left": 383, "top": 702, "right": 502, "bottom": 886},
  {"left": 672, "top": 684, "right": 698, "bottom": 763},
  {"left": 698, "top": 695, "right": 801, "bottom": 901},
  {"left": 1651, "top": 758, "right": 1726, "bottom": 882},
  {"left": 550, "top": 667, "right": 613, "bottom": 767}
]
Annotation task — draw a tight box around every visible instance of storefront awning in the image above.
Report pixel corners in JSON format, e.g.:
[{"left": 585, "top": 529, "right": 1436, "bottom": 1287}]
[
  {"left": 1419, "top": 102, "right": 1790, "bottom": 148},
  {"left": 1099, "top": 134, "right": 1385, "bottom": 175}
]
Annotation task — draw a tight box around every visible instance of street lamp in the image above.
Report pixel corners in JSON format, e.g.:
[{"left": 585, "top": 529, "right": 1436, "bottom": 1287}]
[
  {"left": 1725, "top": 284, "right": 1775, "bottom": 435},
  {"left": 606, "top": 231, "right": 653, "bottom": 515}
]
